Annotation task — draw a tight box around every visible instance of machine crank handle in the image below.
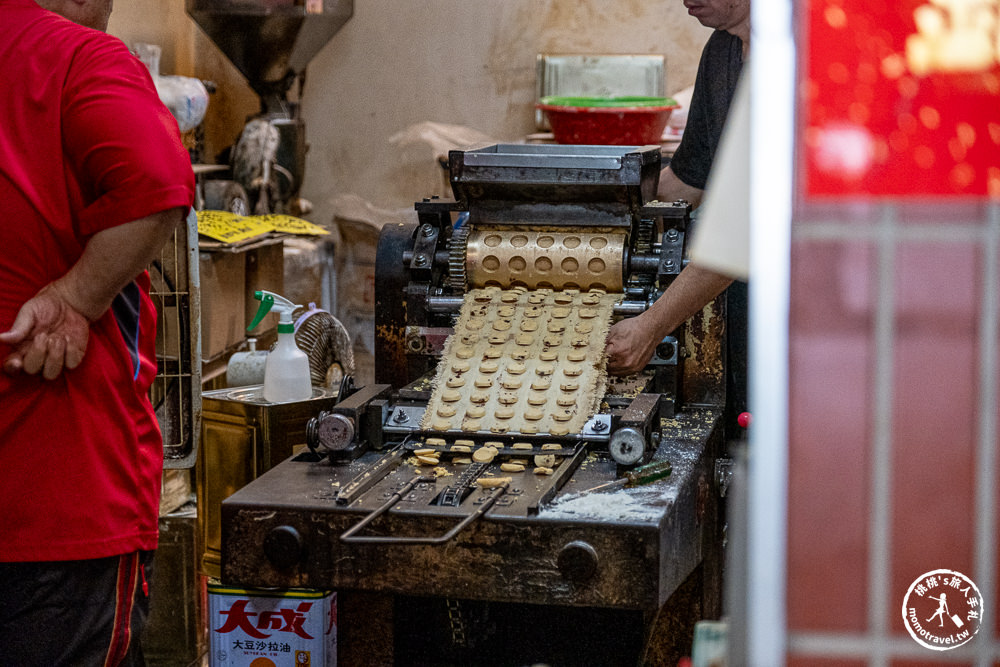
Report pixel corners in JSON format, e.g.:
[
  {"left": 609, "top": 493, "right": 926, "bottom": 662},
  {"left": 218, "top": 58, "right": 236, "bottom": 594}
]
[{"left": 339, "top": 477, "right": 509, "bottom": 545}]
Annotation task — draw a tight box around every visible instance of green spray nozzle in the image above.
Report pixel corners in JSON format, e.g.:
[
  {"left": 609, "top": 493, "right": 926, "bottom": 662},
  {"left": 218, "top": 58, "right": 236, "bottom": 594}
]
[{"left": 248, "top": 290, "right": 300, "bottom": 333}]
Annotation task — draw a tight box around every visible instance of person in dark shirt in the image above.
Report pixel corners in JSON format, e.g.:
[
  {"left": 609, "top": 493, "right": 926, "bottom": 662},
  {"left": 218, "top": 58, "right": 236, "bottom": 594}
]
[{"left": 606, "top": 0, "right": 749, "bottom": 427}]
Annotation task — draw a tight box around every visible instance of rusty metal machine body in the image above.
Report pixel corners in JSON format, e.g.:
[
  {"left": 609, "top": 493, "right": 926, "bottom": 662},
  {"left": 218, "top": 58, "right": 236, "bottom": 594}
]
[{"left": 221, "top": 144, "right": 726, "bottom": 664}]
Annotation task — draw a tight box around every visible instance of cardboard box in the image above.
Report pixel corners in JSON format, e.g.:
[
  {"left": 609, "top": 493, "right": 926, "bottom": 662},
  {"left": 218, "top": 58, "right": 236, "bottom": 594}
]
[
  {"left": 159, "top": 468, "right": 192, "bottom": 516},
  {"left": 200, "top": 250, "right": 246, "bottom": 360},
  {"left": 208, "top": 583, "right": 337, "bottom": 667}
]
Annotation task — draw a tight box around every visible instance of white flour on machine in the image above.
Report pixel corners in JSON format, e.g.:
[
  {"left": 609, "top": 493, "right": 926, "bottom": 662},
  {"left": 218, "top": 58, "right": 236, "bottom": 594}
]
[{"left": 220, "top": 144, "right": 728, "bottom": 663}]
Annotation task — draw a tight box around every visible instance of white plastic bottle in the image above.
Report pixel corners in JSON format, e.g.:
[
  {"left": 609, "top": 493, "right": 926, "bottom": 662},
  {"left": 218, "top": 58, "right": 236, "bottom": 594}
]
[{"left": 247, "top": 290, "right": 312, "bottom": 402}]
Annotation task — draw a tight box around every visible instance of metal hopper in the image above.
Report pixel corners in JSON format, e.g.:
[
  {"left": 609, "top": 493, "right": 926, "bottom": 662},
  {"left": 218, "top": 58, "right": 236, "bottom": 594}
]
[
  {"left": 187, "top": 0, "right": 353, "bottom": 110},
  {"left": 186, "top": 0, "right": 353, "bottom": 214}
]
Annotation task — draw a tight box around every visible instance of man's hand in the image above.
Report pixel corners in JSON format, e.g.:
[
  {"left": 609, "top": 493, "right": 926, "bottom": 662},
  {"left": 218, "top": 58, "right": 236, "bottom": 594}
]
[
  {"left": 0, "top": 282, "right": 90, "bottom": 380},
  {"left": 605, "top": 313, "right": 661, "bottom": 376}
]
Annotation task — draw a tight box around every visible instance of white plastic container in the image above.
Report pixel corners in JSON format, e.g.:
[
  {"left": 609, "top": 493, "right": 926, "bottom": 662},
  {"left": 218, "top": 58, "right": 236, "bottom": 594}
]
[{"left": 247, "top": 290, "right": 312, "bottom": 403}]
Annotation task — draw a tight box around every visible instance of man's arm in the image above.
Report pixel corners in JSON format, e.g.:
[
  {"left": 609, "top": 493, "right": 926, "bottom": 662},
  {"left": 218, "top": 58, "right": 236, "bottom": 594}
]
[
  {"left": 0, "top": 207, "right": 186, "bottom": 379},
  {"left": 605, "top": 263, "right": 733, "bottom": 376},
  {"left": 658, "top": 165, "right": 704, "bottom": 208}
]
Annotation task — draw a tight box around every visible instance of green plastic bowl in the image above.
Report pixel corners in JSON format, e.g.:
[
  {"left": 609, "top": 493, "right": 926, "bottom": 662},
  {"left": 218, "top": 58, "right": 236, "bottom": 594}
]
[{"left": 539, "top": 95, "right": 678, "bottom": 109}]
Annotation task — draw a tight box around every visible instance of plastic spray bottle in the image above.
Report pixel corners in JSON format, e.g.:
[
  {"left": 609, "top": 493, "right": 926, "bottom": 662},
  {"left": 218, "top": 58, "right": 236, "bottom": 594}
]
[{"left": 247, "top": 290, "right": 312, "bottom": 402}]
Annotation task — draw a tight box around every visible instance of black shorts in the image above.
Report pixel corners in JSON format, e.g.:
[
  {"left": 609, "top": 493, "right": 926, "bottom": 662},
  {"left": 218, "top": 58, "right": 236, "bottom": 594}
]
[{"left": 0, "top": 550, "right": 154, "bottom": 667}]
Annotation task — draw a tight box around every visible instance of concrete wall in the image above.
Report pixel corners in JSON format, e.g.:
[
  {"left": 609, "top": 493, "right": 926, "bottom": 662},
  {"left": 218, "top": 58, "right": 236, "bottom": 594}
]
[{"left": 109, "top": 0, "right": 711, "bottom": 221}]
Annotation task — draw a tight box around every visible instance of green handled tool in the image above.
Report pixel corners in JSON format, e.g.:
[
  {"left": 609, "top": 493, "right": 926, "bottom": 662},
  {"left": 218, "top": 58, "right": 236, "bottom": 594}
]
[{"left": 579, "top": 459, "right": 672, "bottom": 495}]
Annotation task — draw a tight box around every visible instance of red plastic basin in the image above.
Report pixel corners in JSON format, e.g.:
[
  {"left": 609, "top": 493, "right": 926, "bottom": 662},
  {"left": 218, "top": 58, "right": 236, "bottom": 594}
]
[{"left": 537, "top": 96, "right": 679, "bottom": 145}]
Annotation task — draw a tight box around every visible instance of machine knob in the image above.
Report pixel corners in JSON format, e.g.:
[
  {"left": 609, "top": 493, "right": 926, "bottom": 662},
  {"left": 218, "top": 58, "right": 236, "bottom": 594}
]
[
  {"left": 609, "top": 427, "right": 646, "bottom": 465},
  {"left": 316, "top": 412, "right": 356, "bottom": 452},
  {"left": 557, "top": 541, "right": 599, "bottom": 583},
  {"left": 263, "top": 525, "right": 304, "bottom": 570}
]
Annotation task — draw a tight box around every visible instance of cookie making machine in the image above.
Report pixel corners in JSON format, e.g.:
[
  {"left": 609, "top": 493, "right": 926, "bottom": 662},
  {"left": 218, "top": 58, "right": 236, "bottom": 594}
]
[{"left": 220, "top": 144, "right": 728, "bottom": 664}]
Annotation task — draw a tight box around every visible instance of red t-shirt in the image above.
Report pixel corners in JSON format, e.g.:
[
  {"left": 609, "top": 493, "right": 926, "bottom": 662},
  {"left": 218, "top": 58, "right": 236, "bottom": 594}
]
[{"left": 0, "top": 0, "right": 195, "bottom": 561}]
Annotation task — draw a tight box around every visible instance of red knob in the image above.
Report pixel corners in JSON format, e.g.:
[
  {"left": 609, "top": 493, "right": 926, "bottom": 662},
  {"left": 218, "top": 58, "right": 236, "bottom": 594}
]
[{"left": 737, "top": 411, "right": 752, "bottom": 428}]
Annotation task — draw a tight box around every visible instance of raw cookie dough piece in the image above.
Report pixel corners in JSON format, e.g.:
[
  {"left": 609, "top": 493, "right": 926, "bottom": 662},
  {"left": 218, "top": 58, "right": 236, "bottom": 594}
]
[
  {"left": 455, "top": 346, "right": 474, "bottom": 359},
  {"left": 560, "top": 381, "right": 580, "bottom": 392},
  {"left": 534, "top": 454, "right": 557, "bottom": 468},
  {"left": 500, "top": 462, "right": 525, "bottom": 473},
  {"left": 508, "top": 361, "right": 526, "bottom": 375},
  {"left": 462, "top": 418, "right": 482, "bottom": 430},
  {"left": 453, "top": 457, "right": 473, "bottom": 465},
  {"left": 484, "top": 347, "right": 502, "bottom": 359},
  {"left": 540, "top": 350, "right": 558, "bottom": 362},
  {"left": 425, "top": 438, "right": 446, "bottom": 447},
  {"left": 524, "top": 407, "right": 544, "bottom": 421},
  {"left": 480, "top": 361, "right": 499, "bottom": 374},
  {"left": 527, "top": 394, "right": 548, "bottom": 406},
  {"left": 476, "top": 477, "right": 512, "bottom": 488},
  {"left": 466, "top": 406, "right": 486, "bottom": 418},
  {"left": 437, "top": 404, "right": 457, "bottom": 417},
  {"left": 450, "top": 444, "right": 472, "bottom": 453},
  {"left": 442, "top": 389, "right": 462, "bottom": 402},
  {"left": 550, "top": 425, "right": 570, "bottom": 436},
  {"left": 530, "top": 379, "right": 551, "bottom": 391},
  {"left": 473, "top": 446, "right": 497, "bottom": 463},
  {"left": 474, "top": 377, "right": 493, "bottom": 389},
  {"left": 520, "top": 320, "right": 538, "bottom": 332},
  {"left": 495, "top": 406, "right": 515, "bottom": 419},
  {"left": 512, "top": 442, "right": 533, "bottom": 450},
  {"left": 454, "top": 439, "right": 475, "bottom": 447},
  {"left": 534, "top": 466, "right": 554, "bottom": 475},
  {"left": 520, "top": 424, "right": 539, "bottom": 434},
  {"left": 432, "top": 419, "right": 452, "bottom": 430},
  {"left": 567, "top": 350, "right": 587, "bottom": 363},
  {"left": 556, "top": 396, "right": 576, "bottom": 407},
  {"left": 446, "top": 377, "right": 466, "bottom": 388},
  {"left": 452, "top": 360, "right": 471, "bottom": 373},
  {"left": 541, "top": 443, "right": 562, "bottom": 451}
]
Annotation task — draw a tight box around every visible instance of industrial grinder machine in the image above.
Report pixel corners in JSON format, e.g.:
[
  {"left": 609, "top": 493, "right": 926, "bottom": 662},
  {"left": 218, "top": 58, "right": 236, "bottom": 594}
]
[{"left": 220, "top": 144, "right": 728, "bottom": 665}]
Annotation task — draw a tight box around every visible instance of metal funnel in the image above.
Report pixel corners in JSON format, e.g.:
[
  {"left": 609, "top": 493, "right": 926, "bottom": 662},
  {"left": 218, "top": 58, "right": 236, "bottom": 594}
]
[{"left": 187, "top": 0, "right": 353, "bottom": 104}]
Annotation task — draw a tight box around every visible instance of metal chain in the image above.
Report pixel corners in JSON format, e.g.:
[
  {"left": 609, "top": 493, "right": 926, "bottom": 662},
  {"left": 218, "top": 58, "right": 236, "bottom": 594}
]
[{"left": 446, "top": 598, "right": 468, "bottom": 647}]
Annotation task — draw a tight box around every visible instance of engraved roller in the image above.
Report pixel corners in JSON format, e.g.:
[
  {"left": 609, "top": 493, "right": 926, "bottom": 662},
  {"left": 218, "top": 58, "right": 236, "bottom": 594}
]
[{"left": 465, "top": 228, "right": 625, "bottom": 292}]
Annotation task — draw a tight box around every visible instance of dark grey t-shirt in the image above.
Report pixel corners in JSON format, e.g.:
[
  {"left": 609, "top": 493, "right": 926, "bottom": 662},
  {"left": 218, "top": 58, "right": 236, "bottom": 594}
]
[{"left": 669, "top": 30, "right": 744, "bottom": 190}]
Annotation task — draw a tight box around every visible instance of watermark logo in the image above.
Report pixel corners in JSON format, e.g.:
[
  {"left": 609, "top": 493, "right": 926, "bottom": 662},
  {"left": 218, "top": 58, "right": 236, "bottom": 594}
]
[{"left": 902, "top": 569, "right": 984, "bottom": 650}]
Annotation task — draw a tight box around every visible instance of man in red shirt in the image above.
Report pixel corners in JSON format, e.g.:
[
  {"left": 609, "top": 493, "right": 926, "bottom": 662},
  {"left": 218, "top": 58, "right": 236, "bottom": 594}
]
[{"left": 0, "top": 0, "right": 195, "bottom": 663}]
